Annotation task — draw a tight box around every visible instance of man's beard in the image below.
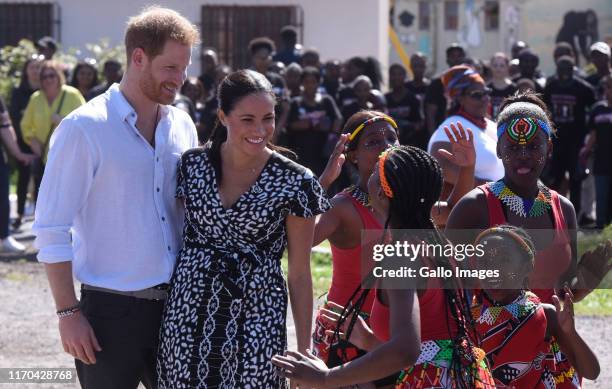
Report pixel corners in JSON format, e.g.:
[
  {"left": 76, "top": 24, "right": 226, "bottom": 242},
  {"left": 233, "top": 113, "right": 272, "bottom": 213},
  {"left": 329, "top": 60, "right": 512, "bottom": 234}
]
[{"left": 140, "top": 68, "right": 176, "bottom": 105}]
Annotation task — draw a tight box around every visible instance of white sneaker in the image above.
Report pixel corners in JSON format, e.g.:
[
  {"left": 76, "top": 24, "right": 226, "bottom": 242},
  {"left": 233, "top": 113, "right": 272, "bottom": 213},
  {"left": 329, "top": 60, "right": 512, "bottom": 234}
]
[{"left": 1, "top": 236, "right": 26, "bottom": 253}]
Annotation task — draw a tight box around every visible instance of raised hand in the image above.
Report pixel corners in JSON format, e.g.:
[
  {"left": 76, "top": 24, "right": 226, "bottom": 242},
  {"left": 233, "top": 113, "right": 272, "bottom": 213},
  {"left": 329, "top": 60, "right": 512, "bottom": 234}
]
[
  {"left": 319, "top": 134, "right": 349, "bottom": 190},
  {"left": 578, "top": 240, "right": 612, "bottom": 290},
  {"left": 552, "top": 287, "right": 576, "bottom": 336},
  {"left": 436, "top": 122, "right": 475, "bottom": 168}
]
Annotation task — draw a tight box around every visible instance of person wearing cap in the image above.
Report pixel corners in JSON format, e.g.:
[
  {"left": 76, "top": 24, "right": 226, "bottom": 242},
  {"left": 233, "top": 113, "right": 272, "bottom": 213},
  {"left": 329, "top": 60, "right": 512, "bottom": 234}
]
[
  {"left": 586, "top": 41, "right": 611, "bottom": 98},
  {"left": 511, "top": 40, "right": 529, "bottom": 59},
  {"left": 428, "top": 65, "right": 503, "bottom": 198},
  {"left": 544, "top": 55, "right": 596, "bottom": 221},
  {"left": 36, "top": 36, "right": 58, "bottom": 60},
  {"left": 512, "top": 48, "right": 545, "bottom": 93},
  {"left": 424, "top": 43, "right": 466, "bottom": 133}
]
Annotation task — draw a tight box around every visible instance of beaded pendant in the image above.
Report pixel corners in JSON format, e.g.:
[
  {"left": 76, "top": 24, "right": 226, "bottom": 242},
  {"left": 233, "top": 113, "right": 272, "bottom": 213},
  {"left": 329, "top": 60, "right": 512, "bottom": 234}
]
[{"left": 489, "top": 180, "right": 552, "bottom": 218}]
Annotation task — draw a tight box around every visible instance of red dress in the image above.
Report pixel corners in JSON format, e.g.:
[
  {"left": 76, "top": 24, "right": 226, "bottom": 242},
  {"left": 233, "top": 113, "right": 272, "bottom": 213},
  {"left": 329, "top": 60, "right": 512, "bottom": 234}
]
[
  {"left": 479, "top": 183, "right": 580, "bottom": 388},
  {"left": 472, "top": 290, "right": 558, "bottom": 388},
  {"left": 479, "top": 183, "right": 572, "bottom": 305},
  {"left": 369, "top": 284, "right": 495, "bottom": 388},
  {"left": 312, "top": 190, "right": 381, "bottom": 365}
]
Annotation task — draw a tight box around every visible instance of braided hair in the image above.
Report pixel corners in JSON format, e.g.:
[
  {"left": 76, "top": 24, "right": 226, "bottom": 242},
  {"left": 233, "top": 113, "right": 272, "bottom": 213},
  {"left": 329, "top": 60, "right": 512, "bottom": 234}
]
[{"left": 334, "top": 146, "right": 483, "bottom": 388}]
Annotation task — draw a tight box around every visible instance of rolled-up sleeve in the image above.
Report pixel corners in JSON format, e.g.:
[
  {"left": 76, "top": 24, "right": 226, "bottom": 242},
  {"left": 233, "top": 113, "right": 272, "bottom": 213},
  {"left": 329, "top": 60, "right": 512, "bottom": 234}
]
[{"left": 33, "top": 116, "right": 96, "bottom": 263}]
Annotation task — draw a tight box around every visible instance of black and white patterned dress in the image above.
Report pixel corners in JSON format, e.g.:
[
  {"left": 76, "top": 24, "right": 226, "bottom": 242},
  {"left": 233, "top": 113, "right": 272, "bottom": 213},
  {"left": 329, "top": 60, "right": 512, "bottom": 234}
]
[{"left": 157, "top": 148, "right": 330, "bottom": 389}]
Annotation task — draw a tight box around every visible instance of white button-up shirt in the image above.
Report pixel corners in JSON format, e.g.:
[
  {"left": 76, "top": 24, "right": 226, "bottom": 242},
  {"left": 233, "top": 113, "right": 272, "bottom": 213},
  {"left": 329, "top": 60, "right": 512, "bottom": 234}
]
[{"left": 33, "top": 84, "right": 198, "bottom": 291}]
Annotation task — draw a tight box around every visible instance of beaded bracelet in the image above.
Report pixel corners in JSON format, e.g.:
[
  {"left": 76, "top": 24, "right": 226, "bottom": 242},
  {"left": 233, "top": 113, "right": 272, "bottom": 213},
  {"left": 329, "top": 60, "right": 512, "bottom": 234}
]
[{"left": 56, "top": 303, "right": 81, "bottom": 318}]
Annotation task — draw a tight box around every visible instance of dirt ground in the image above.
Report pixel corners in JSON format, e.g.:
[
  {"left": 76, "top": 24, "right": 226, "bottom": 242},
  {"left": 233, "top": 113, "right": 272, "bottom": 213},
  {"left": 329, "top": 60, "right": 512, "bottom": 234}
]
[{"left": 0, "top": 222, "right": 609, "bottom": 389}]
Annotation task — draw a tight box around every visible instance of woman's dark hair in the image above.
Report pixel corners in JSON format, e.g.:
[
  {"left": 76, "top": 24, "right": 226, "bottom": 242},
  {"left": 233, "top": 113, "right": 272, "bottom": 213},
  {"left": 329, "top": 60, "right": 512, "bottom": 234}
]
[
  {"left": 208, "top": 69, "right": 292, "bottom": 181},
  {"left": 248, "top": 37, "right": 276, "bottom": 56},
  {"left": 348, "top": 56, "right": 383, "bottom": 90},
  {"left": 476, "top": 225, "right": 536, "bottom": 267},
  {"left": 335, "top": 146, "right": 480, "bottom": 388},
  {"left": 389, "top": 63, "right": 407, "bottom": 75},
  {"left": 18, "top": 55, "right": 42, "bottom": 90},
  {"left": 70, "top": 60, "right": 99, "bottom": 90},
  {"left": 300, "top": 66, "right": 321, "bottom": 83},
  {"left": 342, "top": 110, "right": 388, "bottom": 153}
]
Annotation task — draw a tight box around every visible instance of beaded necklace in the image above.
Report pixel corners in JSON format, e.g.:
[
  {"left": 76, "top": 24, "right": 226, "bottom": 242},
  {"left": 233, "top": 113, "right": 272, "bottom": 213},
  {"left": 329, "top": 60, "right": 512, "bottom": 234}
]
[
  {"left": 489, "top": 180, "right": 552, "bottom": 218},
  {"left": 346, "top": 185, "right": 370, "bottom": 208}
]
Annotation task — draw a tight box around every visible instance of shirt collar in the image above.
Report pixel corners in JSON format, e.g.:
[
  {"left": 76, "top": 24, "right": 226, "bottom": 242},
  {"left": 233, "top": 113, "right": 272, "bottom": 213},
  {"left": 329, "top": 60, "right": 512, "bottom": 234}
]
[{"left": 108, "top": 83, "right": 171, "bottom": 124}]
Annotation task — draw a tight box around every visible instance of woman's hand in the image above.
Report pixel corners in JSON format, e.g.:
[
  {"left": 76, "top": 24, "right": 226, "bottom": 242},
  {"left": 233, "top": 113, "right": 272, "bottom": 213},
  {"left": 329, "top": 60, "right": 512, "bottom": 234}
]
[
  {"left": 29, "top": 138, "right": 43, "bottom": 157},
  {"left": 552, "top": 287, "right": 576, "bottom": 336},
  {"left": 272, "top": 350, "right": 330, "bottom": 388},
  {"left": 320, "top": 301, "right": 377, "bottom": 351},
  {"left": 51, "top": 113, "right": 63, "bottom": 127},
  {"left": 436, "top": 122, "right": 475, "bottom": 168},
  {"left": 319, "top": 134, "right": 349, "bottom": 191},
  {"left": 577, "top": 240, "right": 612, "bottom": 290}
]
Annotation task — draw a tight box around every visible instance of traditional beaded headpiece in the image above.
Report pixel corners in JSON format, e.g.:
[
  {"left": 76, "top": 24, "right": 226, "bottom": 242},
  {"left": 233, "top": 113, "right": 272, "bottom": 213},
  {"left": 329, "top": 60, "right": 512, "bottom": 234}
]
[
  {"left": 378, "top": 149, "right": 394, "bottom": 198},
  {"left": 348, "top": 115, "right": 398, "bottom": 142},
  {"left": 497, "top": 117, "right": 552, "bottom": 144}
]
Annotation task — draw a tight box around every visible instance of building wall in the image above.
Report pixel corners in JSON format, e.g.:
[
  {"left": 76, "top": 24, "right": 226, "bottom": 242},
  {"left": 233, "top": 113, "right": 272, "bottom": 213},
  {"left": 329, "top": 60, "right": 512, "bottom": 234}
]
[
  {"left": 0, "top": 0, "right": 389, "bottom": 76},
  {"left": 391, "top": 0, "right": 612, "bottom": 78}
]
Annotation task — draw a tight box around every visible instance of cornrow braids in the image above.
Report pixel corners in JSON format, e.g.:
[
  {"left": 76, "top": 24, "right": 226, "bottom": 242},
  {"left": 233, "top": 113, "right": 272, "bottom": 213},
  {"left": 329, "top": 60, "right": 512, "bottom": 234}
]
[{"left": 333, "top": 146, "right": 483, "bottom": 387}]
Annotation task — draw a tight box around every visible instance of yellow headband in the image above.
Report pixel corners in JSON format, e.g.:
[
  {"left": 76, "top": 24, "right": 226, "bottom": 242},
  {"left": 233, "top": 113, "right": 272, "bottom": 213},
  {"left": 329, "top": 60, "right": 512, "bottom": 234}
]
[
  {"left": 348, "top": 115, "right": 398, "bottom": 142},
  {"left": 378, "top": 149, "right": 394, "bottom": 198}
]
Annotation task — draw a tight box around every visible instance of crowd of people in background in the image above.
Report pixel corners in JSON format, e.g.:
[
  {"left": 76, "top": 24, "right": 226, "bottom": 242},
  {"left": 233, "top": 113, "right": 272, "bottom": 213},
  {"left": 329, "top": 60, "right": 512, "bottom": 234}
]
[{"left": 1, "top": 28, "right": 611, "bottom": 247}]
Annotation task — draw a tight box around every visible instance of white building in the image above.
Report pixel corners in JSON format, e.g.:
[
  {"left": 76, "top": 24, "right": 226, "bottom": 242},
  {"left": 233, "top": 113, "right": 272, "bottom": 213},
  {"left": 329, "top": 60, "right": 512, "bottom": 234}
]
[
  {"left": 0, "top": 0, "right": 390, "bottom": 76},
  {"left": 391, "top": 0, "right": 612, "bottom": 77}
]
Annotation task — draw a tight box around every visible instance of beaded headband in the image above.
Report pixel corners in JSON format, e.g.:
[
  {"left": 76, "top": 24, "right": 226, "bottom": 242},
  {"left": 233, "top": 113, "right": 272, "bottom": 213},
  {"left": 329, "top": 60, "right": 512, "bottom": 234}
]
[
  {"left": 475, "top": 227, "right": 535, "bottom": 262},
  {"left": 378, "top": 149, "right": 394, "bottom": 198},
  {"left": 497, "top": 117, "right": 551, "bottom": 144},
  {"left": 348, "top": 115, "right": 398, "bottom": 142}
]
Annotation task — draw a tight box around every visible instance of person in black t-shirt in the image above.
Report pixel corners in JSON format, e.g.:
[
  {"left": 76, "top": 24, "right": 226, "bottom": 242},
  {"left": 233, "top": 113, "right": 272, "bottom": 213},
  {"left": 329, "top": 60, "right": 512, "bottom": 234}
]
[
  {"left": 341, "top": 76, "right": 375, "bottom": 128},
  {"left": 283, "top": 63, "right": 303, "bottom": 99},
  {"left": 512, "top": 49, "right": 545, "bottom": 94},
  {"left": 322, "top": 60, "right": 341, "bottom": 105},
  {"left": 488, "top": 53, "right": 517, "bottom": 120},
  {"left": 385, "top": 64, "right": 424, "bottom": 148},
  {"left": 337, "top": 56, "right": 385, "bottom": 111},
  {"left": 286, "top": 67, "right": 342, "bottom": 175},
  {"left": 544, "top": 55, "right": 596, "bottom": 216},
  {"left": 585, "top": 42, "right": 611, "bottom": 100},
  {"left": 405, "top": 52, "right": 430, "bottom": 120},
  {"left": 580, "top": 75, "right": 612, "bottom": 228},
  {"left": 425, "top": 43, "right": 466, "bottom": 133}
]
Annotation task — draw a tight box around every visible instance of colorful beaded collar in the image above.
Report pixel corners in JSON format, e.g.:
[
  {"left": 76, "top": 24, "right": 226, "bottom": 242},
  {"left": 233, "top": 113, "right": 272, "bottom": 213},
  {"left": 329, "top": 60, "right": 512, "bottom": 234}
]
[{"left": 489, "top": 180, "right": 552, "bottom": 218}]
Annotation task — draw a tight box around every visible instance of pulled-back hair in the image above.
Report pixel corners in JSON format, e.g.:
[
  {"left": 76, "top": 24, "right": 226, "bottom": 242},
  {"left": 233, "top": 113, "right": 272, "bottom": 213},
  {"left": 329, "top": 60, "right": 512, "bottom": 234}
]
[
  {"left": 343, "top": 110, "right": 392, "bottom": 152},
  {"left": 125, "top": 6, "right": 199, "bottom": 65},
  {"left": 208, "top": 69, "right": 291, "bottom": 181}
]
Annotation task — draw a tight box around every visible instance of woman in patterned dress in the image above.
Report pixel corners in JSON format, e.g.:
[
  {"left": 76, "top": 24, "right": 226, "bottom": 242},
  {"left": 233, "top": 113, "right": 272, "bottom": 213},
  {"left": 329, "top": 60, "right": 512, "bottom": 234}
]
[
  {"left": 472, "top": 225, "right": 600, "bottom": 388},
  {"left": 157, "top": 69, "right": 330, "bottom": 388}
]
